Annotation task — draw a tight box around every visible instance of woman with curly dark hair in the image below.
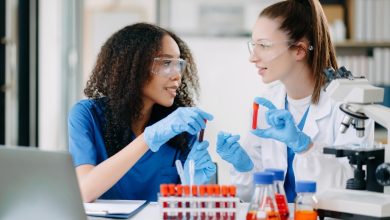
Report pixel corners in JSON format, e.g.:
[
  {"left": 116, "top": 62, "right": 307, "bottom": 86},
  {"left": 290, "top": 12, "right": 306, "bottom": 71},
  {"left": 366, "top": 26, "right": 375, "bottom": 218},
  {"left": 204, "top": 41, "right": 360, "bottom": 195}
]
[{"left": 68, "top": 23, "right": 215, "bottom": 202}]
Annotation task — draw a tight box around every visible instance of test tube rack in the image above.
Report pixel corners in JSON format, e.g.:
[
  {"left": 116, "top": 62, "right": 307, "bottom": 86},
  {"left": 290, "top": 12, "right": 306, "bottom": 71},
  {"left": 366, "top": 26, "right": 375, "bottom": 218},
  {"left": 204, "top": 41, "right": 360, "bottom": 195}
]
[
  {"left": 159, "top": 184, "right": 239, "bottom": 220},
  {"left": 158, "top": 195, "right": 239, "bottom": 220}
]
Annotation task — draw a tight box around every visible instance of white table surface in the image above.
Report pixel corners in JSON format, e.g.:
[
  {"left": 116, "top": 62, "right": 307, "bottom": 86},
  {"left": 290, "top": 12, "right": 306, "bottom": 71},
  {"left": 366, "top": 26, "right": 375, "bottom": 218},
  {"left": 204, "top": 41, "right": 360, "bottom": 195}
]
[
  {"left": 87, "top": 201, "right": 249, "bottom": 220},
  {"left": 86, "top": 201, "right": 342, "bottom": 220}
]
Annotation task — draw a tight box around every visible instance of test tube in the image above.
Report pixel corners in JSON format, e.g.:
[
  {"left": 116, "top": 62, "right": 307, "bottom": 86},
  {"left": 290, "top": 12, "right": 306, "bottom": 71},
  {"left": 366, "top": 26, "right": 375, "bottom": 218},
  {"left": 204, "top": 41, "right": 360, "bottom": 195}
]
[
  {"left": 183, "top": 185, "right": 191, "bottom": 220},
  {"left": 228, "top": 186, "right": 237, "bottom": 220},
  {"left": 221, "top": 185, "right": 229, "bottom": 220},
  {"left": 213, "top": 185, "right": 221, "bottom": 220},
  {"left": 177, "top": 184, "right": 183, "bottom": 220},
  {"left": 160, "top": 184, "right": 169, "bottom": 220},
  {"left": 192, "top": 185, "right": 199, "bottom": 220},
  {"left": 206, "top": 185, "right": 215, "bottom": 220},
  {"left": 199, "top": 120, "right": 207, "bottom": 142},
  {"left": 199, "top": 185, "right": 207, "bottom": 220},
  {"left": 252, "top": 103, "right": 259, "bottom": 129},
  {"left": 168, "top": 184, "right": 177, "bottom": 219}
]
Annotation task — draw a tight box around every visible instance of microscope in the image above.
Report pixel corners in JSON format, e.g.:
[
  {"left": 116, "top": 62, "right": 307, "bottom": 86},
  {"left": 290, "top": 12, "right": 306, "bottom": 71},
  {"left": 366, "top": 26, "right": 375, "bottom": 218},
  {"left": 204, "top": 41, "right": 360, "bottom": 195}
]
[{"left": 316, "top": 67, "right": 390, "bottom": 220}]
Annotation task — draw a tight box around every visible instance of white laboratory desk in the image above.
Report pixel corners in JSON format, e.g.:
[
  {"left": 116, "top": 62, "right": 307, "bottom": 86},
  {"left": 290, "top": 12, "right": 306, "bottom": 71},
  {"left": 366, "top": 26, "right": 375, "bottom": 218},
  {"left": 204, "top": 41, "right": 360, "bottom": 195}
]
[
  {"left": 86, "top": 201, "right": 340, "bottom": 220},
  {"left": 87, "top": 201, "right": 249, "bottom": 220}
]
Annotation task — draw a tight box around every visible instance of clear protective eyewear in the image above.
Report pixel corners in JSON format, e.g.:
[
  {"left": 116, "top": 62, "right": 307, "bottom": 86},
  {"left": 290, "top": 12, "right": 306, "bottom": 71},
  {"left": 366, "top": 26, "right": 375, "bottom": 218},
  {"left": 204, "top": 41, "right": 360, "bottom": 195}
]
[
  {"left": 247, "top": 39, "right": 294, "bottom": 62},
  {"left": 151, "top": 57, "right": 187, "bottom": 77}
]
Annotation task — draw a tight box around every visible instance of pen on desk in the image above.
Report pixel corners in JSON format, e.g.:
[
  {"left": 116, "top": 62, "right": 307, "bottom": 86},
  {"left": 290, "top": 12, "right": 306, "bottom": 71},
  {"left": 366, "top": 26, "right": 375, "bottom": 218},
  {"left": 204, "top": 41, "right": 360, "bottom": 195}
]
[{"left": 198, "top": 119, "right": 207, "bottom": 142}]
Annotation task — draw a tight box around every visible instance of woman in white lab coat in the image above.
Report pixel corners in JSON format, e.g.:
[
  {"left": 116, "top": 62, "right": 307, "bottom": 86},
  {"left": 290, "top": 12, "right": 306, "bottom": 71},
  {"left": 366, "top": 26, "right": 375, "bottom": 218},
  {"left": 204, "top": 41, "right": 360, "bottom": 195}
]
[
  {"left": 228, "top": 82, "right": 374, "bottom": 202},
  {"left": 215, "top": 0, "right": 374, "bottom": 202}
]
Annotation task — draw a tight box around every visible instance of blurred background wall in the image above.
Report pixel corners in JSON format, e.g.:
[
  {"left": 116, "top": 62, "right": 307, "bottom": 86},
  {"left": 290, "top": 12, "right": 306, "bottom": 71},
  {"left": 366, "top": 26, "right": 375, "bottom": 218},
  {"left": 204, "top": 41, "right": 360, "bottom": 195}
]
[{"left": 1, "top": 0, "right": 389, "bottom": 184}]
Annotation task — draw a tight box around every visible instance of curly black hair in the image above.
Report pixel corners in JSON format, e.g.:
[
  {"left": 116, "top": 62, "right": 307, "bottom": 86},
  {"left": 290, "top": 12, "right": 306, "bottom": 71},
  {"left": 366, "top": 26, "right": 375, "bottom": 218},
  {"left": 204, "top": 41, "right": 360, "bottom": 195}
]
[{"left": 84, "top": 23, "right": 200, "bottom": 157}]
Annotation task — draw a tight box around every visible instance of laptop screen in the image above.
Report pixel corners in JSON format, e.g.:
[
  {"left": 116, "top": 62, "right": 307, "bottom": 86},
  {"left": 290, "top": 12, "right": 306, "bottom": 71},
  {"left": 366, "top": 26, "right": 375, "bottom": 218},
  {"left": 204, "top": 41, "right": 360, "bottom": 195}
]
[{"left": 0, "top": 146, "right": 87, "bottom": 220}]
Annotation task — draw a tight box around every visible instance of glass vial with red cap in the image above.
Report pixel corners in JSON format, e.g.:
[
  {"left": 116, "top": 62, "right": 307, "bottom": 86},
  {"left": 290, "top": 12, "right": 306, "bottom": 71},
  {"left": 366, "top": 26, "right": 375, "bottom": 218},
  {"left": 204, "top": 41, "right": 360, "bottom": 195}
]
[
  {"left": 246, "top": 172, "right": 280, "bottom": 220},
  {"left": 265, "top": 169, "right": 289, "bottom": 220}
]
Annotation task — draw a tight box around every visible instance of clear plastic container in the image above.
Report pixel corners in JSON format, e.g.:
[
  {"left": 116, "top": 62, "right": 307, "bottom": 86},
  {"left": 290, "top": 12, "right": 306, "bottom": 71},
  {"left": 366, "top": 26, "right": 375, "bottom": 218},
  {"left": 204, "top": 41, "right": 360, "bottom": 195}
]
[
  {"left": 246, "top": 172, "right": 280, "bottom": 220},
  {"left": 265, "top": 169, "right": 289, "bottom": 220},
  {"left": 294, "top": 181, "right": 318, "bottom": 220}
]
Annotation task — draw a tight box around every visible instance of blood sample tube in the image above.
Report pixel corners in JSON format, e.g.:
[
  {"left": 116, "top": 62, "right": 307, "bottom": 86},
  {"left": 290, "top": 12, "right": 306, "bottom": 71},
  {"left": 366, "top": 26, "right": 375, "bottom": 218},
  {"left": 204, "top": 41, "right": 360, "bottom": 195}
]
[
  {"left": 214, "top": 185, "right": 221, "bottom": 220},
  {"left": 168, "top": 184, "right": 177, "bottom": 219},
  {"left": 160, "top": 184, "right": 169, "bottom": 220},
  {"left": 177, "top": 184, "right": 183, "bottom": 220},
  {"left": 199, "top": 185, "right": 207, "bottom": 220},
  {"left": 221, "top": 185, "right": 229, "bottom": 220},
  {"left": 192, "top": 185, "right": 199, "bottom": 220},
  {"left": 228, "top": 186, "right": 237, "bottom": 220},
  {"left": 184, "top": 185, "right": 191, "bottom": 220},
  {"left": 199, "top": 120, "right": 207, "bottom": 142},
  {"left": 206, "top": 185, "right": 215, "bottom": 220},
  {"left": 252, "top": 103, "right": 259, "bottom": 129}
]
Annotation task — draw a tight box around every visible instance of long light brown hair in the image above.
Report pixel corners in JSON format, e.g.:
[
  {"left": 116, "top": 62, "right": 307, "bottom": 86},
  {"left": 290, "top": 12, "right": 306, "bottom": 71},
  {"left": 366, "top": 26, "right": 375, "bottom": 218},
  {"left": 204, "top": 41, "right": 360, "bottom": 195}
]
[{"left": 261, "top": 0, "right": 338, "bottom": 104}]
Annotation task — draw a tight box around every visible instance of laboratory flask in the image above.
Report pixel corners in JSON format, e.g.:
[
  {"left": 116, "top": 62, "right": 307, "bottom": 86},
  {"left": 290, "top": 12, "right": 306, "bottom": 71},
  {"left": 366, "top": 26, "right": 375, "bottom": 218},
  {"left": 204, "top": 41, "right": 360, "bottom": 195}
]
[{"left": 246, "top": 172, "right": 280, "bottom": 220}]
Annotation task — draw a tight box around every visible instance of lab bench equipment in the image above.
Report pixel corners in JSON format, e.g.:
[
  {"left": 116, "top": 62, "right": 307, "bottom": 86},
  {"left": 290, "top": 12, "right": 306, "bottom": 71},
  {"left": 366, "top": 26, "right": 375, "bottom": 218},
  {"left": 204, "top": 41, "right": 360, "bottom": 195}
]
[{"left": 246, "top": 172, "right": 280, "bottom": 220}]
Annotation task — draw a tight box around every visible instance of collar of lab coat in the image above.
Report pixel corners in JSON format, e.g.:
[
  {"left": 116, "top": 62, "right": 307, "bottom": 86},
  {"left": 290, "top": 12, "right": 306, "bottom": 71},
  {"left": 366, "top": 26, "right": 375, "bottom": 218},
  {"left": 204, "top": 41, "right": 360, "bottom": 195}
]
[{"left": 269, "top": 83, "right": 332, "bottom": 140}]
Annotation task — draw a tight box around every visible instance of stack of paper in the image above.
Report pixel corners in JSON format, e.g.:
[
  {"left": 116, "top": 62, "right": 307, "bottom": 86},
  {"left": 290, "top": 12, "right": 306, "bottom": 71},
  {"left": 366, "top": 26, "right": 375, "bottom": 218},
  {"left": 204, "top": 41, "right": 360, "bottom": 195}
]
[{"left": 84, "top": 200, "right": 149, "bottom": 219}]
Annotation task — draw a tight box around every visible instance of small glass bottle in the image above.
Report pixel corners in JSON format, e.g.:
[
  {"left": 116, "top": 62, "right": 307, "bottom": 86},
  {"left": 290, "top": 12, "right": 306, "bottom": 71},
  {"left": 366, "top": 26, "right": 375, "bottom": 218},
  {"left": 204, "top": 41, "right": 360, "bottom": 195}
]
[
  {"left": 246, "top": 172, "right": 280, "bottom": 220},
  {"left": 294, "top": 181, "right": 318, "bottom": 220},
  {"left": 265, "top": 169, "right": 289, "bottom": 220}
]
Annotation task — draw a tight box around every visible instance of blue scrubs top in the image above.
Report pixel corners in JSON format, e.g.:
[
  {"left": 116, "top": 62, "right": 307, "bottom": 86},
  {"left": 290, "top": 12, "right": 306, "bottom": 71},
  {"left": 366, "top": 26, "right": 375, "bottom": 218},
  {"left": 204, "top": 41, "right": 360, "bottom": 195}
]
[{"left": 68, "top": 99, "right": 188, "bottom": 201}]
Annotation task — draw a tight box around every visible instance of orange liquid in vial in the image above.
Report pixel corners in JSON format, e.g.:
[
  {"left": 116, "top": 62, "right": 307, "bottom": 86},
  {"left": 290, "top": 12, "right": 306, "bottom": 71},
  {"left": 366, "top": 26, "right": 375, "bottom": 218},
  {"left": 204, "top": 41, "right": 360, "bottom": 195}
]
[
  {"left": 246, "top": 211, "right": 280, "bottom": 220},
  {"left": 294, "top": 210, "right": 317, "bottom": 220}
]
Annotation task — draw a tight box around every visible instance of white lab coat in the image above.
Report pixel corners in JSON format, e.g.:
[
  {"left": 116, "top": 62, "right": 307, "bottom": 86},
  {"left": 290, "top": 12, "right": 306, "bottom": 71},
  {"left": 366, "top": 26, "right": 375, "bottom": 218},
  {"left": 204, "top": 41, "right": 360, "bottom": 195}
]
[{"left": 231, "top": 82, "right": 374, "bottom": 202}]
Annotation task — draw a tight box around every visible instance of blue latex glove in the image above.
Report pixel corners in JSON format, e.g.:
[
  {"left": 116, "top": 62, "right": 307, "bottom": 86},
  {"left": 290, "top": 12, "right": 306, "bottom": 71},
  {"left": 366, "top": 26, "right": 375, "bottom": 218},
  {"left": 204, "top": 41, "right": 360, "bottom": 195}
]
[
  {"left": 184, "top": 141, "right": 216, "bottom": 185},
  {"left": 254, "top": 97, "right": 277, "bottom": 110},
  {"left": 144, "top": 107, "right": 213, "bottom": 152},
  {"left": 251, "top": 109, "right": 311, "bottom": 153},
  {"left": 216, "top": 131, "right": 253, "bottom": 172}
]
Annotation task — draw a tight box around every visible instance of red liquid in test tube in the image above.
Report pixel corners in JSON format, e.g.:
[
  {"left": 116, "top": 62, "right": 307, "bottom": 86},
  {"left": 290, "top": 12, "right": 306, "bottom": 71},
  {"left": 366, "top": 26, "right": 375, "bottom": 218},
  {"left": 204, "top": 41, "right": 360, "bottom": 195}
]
[
  {"left": 252, "top": 103, "right": 259, "bottom": 129},
  {"left": 192, "top": 185, "right": 199, "bottom": 220},
  {"left": 275, "top": 194, "right": 289, "bottom": 220},
  {"left": 184, "top": 185, "right": 191, "bottom": 220},
  {"left": 177, "top": 184, "right": 183, "bottom": 220},
  {"left": 206, "top": 185, "right": 215, "bottom": 220},
  {"left": 221, "top": 186, "right": 229, "bottom": 220},
  {"left": 228, "top": 186, "right": 237, "bottom": 220},
  {"left": 199, "top": 120, "right": 207, "bottom": 142},
  {"left": 160, "top": 184, "right": 169, "bottom": 220},
  {"left": 214, "top": 185, "right": 221, "bottom": 220},
  {"left": 168, "top": 184, "right": 177, "bottom": 219},
  {"left": 199, "top": 185, "right": 207, "bottom": 220}
]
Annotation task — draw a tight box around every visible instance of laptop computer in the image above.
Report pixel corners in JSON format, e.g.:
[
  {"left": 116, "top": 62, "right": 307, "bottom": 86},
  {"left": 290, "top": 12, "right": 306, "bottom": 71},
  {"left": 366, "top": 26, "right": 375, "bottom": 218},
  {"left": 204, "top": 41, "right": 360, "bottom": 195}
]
[{"left": 0, "top": 146, "right": 87, "bottom": 220}]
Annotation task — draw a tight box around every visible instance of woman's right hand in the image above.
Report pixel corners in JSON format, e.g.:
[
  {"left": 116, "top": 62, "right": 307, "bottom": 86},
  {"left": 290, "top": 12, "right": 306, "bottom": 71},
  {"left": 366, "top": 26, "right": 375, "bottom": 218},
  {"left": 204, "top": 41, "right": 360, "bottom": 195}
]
[
  {"left": 144, "top": 107, "right": 213, "bottom": 152},
  {"left": 216, "top": 131, "right": 253, "bottom": 172}
]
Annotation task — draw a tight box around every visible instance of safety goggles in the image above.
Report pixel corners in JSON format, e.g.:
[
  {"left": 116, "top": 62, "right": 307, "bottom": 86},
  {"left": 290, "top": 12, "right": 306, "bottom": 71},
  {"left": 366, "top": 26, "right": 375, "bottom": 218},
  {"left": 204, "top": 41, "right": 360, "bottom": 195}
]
[
  {"left": 247, "top": 39, "right": 294, "bottom": 62},
  {"left": 151, "top": 57, "right": 187, "bottom": 77}
]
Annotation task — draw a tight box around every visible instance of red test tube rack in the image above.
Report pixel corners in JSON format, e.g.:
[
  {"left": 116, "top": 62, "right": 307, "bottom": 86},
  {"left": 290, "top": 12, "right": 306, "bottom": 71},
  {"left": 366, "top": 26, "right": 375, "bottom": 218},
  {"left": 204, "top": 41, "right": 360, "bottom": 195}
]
[{"left": 158, "top": 184, "right": 239, "bottom": 220}]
